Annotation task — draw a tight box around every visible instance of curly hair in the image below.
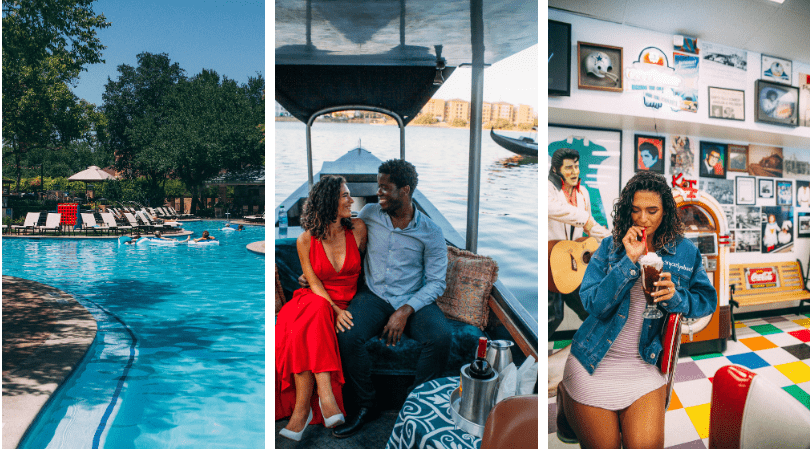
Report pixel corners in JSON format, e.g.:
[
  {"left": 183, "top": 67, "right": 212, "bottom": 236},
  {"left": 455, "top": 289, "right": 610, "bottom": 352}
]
[
  {"left": 379, "top": 159, "right": 418, "bottom": 194},
  {"left": 300, "top": 175, "right": 353, "bottom": 240},
  {"left": 612, "top": 171, "right": 684, "bottom": 251}
]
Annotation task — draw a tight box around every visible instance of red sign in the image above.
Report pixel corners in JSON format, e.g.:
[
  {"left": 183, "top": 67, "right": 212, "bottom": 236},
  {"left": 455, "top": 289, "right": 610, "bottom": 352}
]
[{"left": 744, "top": 267, "right": 779, "bottom": 289}]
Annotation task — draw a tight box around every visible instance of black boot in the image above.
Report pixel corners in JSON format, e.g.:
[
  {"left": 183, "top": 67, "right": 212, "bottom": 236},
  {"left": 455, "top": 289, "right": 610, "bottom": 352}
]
[{"left": 332, "top": 407, "right": 373, "bottom": 439}]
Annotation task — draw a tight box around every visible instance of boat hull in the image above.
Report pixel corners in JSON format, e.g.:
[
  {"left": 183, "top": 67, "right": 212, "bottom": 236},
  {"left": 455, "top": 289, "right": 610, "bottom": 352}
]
[{"left": 490, "top": 128, "right": 538, "bottom": 157}]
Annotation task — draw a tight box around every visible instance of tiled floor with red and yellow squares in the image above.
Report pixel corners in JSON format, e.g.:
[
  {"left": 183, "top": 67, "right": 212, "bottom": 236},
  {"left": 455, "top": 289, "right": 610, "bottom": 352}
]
[{"left": 548, "top": 312, "right": 810, "bottom": 448}]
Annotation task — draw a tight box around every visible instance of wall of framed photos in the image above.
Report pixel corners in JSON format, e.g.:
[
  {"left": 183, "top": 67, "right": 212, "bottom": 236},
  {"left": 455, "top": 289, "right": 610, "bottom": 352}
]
[{"left": 549, "top": 8, "right": 810, "bottom": 316}]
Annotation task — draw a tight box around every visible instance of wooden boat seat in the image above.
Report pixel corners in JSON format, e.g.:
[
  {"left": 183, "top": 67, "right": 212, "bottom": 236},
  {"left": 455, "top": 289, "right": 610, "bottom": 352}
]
[{"left": 727, "top": 261, "right": 810, "bottom": 340}]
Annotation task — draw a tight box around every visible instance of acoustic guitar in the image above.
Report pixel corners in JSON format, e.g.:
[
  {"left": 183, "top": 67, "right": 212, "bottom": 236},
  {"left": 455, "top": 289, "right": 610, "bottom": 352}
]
[{"left": 548, "top": 237, "right": 599, "bottom": 294}]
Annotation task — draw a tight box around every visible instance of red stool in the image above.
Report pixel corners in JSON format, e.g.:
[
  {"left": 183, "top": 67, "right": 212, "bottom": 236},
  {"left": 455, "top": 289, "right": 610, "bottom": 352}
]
[{"left": 709, "top": 365, "right": 810, "bottom": 448}]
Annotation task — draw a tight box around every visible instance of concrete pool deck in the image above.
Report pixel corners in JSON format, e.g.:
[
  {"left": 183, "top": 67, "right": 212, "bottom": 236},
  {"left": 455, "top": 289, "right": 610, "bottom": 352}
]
[{"left": 2, "top": 276, "right": 97, "bottom": 449}]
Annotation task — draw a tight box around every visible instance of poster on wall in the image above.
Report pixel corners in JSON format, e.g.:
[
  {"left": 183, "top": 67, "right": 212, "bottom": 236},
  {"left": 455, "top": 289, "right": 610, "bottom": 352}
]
[
  {"left": 797, "top": 211, "right": 810, "bottom": 238},
  {"left": 700, "top": 42, "right": 747, "bottom": 87},
  {"left": 668, "top": 136, "right": 696, "bottom": 177},
  {"left": 777, "top": 180, "right": 792, "bottom": 206},
  {"left": 800, "top": 73, "right": 810, "bottom": 127},
  {"left": 761, "top": 55, "right": 792, "bottom": 84},
  {"left": 784, "top": 148, "right": 810, "bottom": 180},
  {"left": 549, "top": 125, "right": 622, "bottom": 230},
  {"left": 735, "top": 230, "right": 761, "bottom": 253},
  {"left": 699, "top": 141, "right": 728, "bottom": 178},
  {"left": 761, "top": 205, "right": 793, "bottom": 253},
  {"left": 728, "top": 144, "right": 749, "bottom": 172},
  {"left": 700, "top": 178, "right": 734, "bottom": 204},
  {"left": 748, "top": 145, "right": 783, "bottom": 177},
  {"left": 736, "top": 176, "right": 756, "bottom": 205},
  {"left": 796, "top": 180, "right": 810, "bottom": 208},
  {"left": 625, "top": 47, "right": 683, "bottom": 110},
  {"left": 634, "top": 135, "right": 665, "bottom": 173},
  {"left": 736, "top": 205, "right": 761, "bottom": 230},
  {"left": 722, "top": 205, "right": 736, "bottom": 229},
  {"left": 673, "top": 52, "right": 699, "bottom": 113}
]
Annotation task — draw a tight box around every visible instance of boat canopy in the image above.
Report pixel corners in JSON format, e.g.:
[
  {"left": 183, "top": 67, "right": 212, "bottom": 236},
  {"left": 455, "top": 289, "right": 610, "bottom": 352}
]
[
  {"left": 276, "top": 65, "right": 453, "bottom": 126},
  {"left": 275, "top": 0, "right": 537, "bottom": 124}
]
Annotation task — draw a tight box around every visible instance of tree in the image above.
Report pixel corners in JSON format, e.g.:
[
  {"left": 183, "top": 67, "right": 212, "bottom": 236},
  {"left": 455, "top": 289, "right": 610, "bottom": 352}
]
[
  {"left": 412, "top": 113, "right": 438, "bottom": 125},
  {"left": 2, "top": 0, "right": 110, "bottom": 192},
  {"left": 102, "top": 52, "right": 186, "bottom": 204},
  {"left": 158, "top": 70, "right": 265, "bottom": 213}
]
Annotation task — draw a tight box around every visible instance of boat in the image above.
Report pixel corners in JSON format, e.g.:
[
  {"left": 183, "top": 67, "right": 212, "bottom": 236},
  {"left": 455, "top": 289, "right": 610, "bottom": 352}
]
[
  {"left": 490, "top": 128, "right": 539, "bottom": 157},
  {"left": 274, "top": 0, "right": 538, "bottom": 447}
]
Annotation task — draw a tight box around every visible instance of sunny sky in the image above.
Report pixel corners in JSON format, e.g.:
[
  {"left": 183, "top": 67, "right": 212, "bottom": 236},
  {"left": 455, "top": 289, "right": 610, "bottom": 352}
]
[
  {"left": 433, "top": 44, "right": 538, "bottom": 111},
  {"left": 72, "top": 0, "right": 265, "bottom": 106}
]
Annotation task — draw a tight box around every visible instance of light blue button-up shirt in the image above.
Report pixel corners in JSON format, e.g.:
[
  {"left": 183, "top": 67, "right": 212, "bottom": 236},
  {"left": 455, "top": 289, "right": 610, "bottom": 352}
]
[{"left": 358, "top": 203, "right": 447, "bottom": 312}]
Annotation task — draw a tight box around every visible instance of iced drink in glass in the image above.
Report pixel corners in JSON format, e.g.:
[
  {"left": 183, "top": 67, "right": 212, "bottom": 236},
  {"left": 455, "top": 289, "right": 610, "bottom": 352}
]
[{"left": 639, "top": 252, "right": 664, "bottom": 319}]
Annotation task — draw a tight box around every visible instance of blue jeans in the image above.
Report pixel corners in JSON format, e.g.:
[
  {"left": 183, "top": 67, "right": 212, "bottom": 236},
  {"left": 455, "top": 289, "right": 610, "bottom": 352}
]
[{"left": 337, "top": 285, "right": 451, "bottom": 409}]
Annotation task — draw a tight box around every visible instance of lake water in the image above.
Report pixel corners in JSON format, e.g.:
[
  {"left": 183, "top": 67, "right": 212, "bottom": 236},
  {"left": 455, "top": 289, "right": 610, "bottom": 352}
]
[{"left": 274, "top": 121, "right": 538, "bottom": 321}]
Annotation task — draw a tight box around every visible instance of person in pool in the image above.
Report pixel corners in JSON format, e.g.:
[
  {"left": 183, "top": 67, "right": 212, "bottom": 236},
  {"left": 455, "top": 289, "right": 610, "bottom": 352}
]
[
  {"left": 237, "top": 224, "right": 245, "bottom": 231},
  {"left": 555, "top": 171, "right": 716, "bottom": 448},
  {"left": 154, "top": 231, "right": 190, "bottom": 242},
  {"left": 276, "top": 175, "right": 368, "bottom": 441},
  {"left": 126, "top": 232, "right": 142, "bottom": 244},
  {"left": 192, "top": 231, "right": 215, "bottom": 242}
]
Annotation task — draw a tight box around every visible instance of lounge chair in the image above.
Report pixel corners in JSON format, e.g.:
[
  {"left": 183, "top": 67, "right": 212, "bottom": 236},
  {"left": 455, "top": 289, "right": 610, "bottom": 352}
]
[
  {"left": 11, "top": 212, "right": 41, "bottom": 235},
  {"left": 244, "top": 213, "right": 264, "bottom": 223},
  {"left": 101, "top": 212, "right": 133, "bottom": 235},
  {"left": 40, "top": 213, "right": 62, "bottom": 234},
  {"left": 81, "top": 212, "right": 103, "bottom": 235},
  {"left": 124, "top": 212, "right": 150, "bottom": 233}
]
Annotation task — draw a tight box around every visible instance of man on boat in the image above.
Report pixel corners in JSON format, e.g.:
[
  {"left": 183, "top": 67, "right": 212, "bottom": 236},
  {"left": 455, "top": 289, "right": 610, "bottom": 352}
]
[
  {"left": 302, "top": 159, "right": 450, "bottom": 438},
  {"left": 547, "top": 147, "right": 610, "bottom": 395}
]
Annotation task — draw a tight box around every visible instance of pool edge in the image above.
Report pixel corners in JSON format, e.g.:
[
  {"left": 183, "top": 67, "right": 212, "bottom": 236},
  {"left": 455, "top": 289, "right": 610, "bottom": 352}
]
[{"left": 2, "top": 276, "right": 98, "bottom": 449}]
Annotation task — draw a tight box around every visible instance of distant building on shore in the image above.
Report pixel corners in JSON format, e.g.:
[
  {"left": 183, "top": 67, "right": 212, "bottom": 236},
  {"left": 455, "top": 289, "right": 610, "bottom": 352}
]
[{"left": 419, "top": 98, "right": 536, "bottom": 125}]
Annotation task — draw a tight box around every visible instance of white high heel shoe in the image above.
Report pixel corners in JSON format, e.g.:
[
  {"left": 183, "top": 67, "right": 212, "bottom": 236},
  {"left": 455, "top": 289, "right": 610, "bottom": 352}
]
[
  {"left": 279, "top": 409, "right": 313, "bottom": 442},
  {"left": 319, "top": 398, "right": 345, "bottom": 428}
]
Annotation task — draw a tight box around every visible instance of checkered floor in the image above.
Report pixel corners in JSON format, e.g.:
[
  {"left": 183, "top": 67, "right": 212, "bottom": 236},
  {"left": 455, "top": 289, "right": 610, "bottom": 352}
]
[{"left": 548, "top": 312, "right": 810, "bottom": 449}]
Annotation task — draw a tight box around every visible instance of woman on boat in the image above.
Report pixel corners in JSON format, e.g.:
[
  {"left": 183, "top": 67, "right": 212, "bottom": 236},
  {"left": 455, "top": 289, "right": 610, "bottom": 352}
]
[
  {"left": 556, "top": 171, "right": 716, "bottom": 448},
  {"left": 275, "top": 175, "right": 367, "bottom": 441}
]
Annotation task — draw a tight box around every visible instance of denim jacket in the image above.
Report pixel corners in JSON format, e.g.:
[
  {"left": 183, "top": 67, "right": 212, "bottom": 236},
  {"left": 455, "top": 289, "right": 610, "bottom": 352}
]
[{"left": 571, "top": 236, "right": 717, "bottom": 375}]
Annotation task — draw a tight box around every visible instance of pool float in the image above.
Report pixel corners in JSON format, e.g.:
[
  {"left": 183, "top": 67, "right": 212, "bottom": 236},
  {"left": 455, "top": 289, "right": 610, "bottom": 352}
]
[
  {"left": 118, "top": 236, "right": 132, "bottom": 246},
  {"left": 221, "top": 226, "right": 236, "bottom": 232},
  {"left": 188, "top": 239, "right": 220, "bottom": 246},
  {"left": 144, "top": 238, "right": 187, "bottom": 245}
]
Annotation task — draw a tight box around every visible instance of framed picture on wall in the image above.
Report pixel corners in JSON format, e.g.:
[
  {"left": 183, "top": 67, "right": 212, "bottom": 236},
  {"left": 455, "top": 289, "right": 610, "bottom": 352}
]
[
  {"left": 708, "top": 87, "right": 745, "bottom": 121},
  {"left": 777, "top": 180, "right": 792, "bottom": 206},
  {"left": 549, "top": 20, "right": 571, "bottom": 96},
  {"left": 797, "top": 180, "right": 810, "bottom": 208},
  {"left": 634, "top": 134, "right": 665, "bottom": 173},
  {"left": 759, "top": 178, "right": 775, "bottom": 199},
  {"left": 736, "top": 176, "right": 756, "bottom": 205},
  {"left": 699, "top": 141, "right": 728, "bottom": 178},
  {"left": 761, "top": 55, "right": 792, "bottom": 84},
  {"left": 755, "top": 79, "right": 799, "bottom": 127},
  {"left": 798, "top": 212, "right": 810, "bottom": 238},
  {"left": 549, "top": 124, "right": 622, "bottom": 231},
  {"left": 728, "top": 144, "right": 749, "bottom": 172},
  {"left": 748, "top": 145, "right": 783, "bottom": 177},
  {"left": 577, "top": 42, "right": 623, "bottom": 92}
]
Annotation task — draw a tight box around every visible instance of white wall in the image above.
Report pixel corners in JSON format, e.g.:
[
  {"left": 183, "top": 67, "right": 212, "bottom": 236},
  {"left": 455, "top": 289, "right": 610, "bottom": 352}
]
[{"left": 550, "top": 9, "right": 810, "bottom": 332}]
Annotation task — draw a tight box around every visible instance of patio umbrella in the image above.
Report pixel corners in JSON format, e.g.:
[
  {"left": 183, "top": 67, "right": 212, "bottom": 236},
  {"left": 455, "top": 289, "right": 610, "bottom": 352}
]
[{"left": 68, "top": 166, "right": 115, "bottom": 200}]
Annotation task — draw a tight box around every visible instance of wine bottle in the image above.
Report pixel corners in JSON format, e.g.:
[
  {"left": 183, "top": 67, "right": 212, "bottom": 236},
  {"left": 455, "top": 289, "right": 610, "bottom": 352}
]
[{"left": 469, "top": 337, "right": 494, "bottom": 379}]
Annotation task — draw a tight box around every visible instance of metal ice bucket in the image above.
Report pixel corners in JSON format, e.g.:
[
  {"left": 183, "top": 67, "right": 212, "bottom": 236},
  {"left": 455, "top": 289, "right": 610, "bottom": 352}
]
[
  {"left": 486, "top": 339, "right": 514, "bottom": 374},
  {"left": 458, "top": 363, "right": 499, "bottom": 426}
]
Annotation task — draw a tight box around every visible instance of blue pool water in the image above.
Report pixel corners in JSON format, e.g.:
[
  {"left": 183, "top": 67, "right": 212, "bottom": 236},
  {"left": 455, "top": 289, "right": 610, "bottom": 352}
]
[{"left": 2, "top": 221, "right": 265, "bottom": 449}]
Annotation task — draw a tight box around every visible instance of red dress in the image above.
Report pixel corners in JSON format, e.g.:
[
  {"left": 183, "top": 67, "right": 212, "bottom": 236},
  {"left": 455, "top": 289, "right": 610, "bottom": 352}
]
[{"left": 275, "top": 227, "right": 361, "bottom": 425}]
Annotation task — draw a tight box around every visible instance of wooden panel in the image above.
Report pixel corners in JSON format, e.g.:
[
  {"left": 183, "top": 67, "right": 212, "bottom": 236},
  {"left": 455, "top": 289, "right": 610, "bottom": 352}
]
[
  {"left": 729, "top": 262, "right": 810, "bottom": 308},
  {"left": 488, "top": 296, "right": 537, "bottom": 361}
]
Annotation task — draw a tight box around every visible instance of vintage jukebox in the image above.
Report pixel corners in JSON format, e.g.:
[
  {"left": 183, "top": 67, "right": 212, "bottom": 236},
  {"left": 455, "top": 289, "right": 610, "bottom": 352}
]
[{"left": 673, "top": 187, "right": 731, "bottom": 355}]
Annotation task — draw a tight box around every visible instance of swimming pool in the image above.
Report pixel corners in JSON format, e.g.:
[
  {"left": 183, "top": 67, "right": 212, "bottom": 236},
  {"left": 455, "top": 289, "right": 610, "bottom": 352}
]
[{"left": 2, "top": 221, "right": 265, "bottom": 448}]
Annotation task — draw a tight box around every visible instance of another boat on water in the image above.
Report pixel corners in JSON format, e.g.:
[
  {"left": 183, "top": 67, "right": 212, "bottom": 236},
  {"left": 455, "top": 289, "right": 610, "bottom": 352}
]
[
  {"left": 490, "top": 128, "right": 539, "bottom": 157},
  {"left": 275, "top": 0, "right": 538, "bottom": 447}
]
